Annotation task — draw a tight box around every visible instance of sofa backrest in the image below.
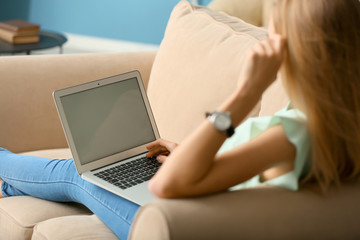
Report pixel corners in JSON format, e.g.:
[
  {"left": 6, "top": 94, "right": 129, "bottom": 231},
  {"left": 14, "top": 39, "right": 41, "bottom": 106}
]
[
  {"left": 0, "top": 52, "right": 155, "bottom": 153},
  {"left": 208, "top": 0, "right": 275, "bottom": 27}
]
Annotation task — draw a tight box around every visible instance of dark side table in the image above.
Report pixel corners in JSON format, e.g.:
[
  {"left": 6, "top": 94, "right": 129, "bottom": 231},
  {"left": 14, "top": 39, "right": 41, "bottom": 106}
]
[{"left": 0, "top": 30, "right": 67, "bottom": 55}]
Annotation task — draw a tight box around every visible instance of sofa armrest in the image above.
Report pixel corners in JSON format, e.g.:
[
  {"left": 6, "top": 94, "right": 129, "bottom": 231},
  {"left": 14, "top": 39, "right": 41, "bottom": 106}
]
[
  {"left": 0, "top": 51, "right": 156, "bottom": 153},
  {"left": 129, "top": 182, "right": 360, "bottom": 240}
]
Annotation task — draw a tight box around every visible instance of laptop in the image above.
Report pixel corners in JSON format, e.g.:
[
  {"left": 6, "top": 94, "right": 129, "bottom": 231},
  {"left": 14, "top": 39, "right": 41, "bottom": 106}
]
[{"left": 53, "top": 70, "right": 160, "bottom": 206}]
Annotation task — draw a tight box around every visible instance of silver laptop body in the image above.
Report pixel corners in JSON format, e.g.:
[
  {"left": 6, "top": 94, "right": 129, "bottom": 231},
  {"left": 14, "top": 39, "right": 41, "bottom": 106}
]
[{"left": 53, "top": 71, "right": 160, "bottom": 206}]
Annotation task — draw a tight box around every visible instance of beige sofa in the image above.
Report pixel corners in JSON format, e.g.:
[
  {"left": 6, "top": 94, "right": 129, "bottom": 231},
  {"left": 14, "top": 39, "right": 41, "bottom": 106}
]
[{"left": 1, "top": 1, "right": 360, "bottom": 240}]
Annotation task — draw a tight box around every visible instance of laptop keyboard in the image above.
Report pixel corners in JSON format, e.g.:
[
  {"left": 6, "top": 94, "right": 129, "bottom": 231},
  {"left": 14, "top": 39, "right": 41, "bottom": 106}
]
[{"left": 94, "top": 156, "right": 161, "bottom": 190}]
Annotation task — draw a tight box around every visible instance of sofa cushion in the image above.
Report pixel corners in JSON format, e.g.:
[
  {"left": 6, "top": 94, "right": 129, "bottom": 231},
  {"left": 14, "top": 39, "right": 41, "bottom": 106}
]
[
  {"left": 147, "top": 1, "right": 267, "bottom": 143},
  {"left": 0, "top": 148, "right": 90, "bottom": 240},
  {"left": 0, "top": 196, "right": 91, "bottom": 240},
  {"left": 32, "top": 215, "right": 118, "bottom": 240}
]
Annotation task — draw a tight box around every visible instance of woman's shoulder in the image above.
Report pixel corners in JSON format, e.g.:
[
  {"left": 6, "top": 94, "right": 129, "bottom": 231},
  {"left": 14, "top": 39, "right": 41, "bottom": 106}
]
[
  {"left": 273, "top": 102, "right": 307, "bottom": 122},
  {"left": 245, "top": 102, "right": 307, "bottom": 142}
]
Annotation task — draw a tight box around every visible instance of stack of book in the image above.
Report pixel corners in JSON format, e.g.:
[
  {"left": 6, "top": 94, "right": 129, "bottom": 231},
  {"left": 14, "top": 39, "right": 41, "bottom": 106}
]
[{"left": 0, "top": 19, "right": 40, "bottom": 44}]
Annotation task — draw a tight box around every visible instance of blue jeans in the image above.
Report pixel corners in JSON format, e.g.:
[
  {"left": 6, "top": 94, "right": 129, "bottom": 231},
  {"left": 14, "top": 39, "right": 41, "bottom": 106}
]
[{"left": 0, "top": 148, "right": 139, "bottom": 240}]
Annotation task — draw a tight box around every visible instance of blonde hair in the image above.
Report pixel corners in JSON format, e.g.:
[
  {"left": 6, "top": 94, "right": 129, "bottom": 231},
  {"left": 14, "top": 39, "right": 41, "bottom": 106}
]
[{"left": 272, "top": 0, "right": 360, "bottom": 192}]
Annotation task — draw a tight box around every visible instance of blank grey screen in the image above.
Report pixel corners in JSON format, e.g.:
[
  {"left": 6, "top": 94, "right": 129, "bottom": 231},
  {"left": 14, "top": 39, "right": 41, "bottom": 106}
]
[{"left": 61, "top": 78, "right": 156, "bottom": 165}]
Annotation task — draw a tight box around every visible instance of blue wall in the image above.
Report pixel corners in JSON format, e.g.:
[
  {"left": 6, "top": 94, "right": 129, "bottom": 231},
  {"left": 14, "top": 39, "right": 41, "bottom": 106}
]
[{"left": 0, "top": 0, "right": 212, "bottom": 45}]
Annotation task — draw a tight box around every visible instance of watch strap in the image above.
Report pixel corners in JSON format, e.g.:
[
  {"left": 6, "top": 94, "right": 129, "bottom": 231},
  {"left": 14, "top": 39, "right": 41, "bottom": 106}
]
[{"left": 225, "top": 126, "right": 235, "bottom": 137}]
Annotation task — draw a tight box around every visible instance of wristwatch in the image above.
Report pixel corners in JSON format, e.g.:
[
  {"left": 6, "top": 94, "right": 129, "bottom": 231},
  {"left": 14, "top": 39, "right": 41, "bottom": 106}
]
[{"left": 206, "top": 111, "right": 234, "bottom": 137}]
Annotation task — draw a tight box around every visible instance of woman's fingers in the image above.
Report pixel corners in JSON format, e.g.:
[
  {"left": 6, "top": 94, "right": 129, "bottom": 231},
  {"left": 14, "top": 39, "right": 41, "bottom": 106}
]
[
  {"left": 146, "top": 147, "right": 169, "bottom": 158},
  {"left": 147, "top": 138, "right": 176, "bottom": 150},
  {"left": 156, "top": 155, "right": 168, "bottom": 163},
  {"left": 253, "top": 34, "right": 285, "bottom": 60},
  {"left": 262, "top": 39, "right": 276, "bottom": 56},
  {"left": 146, "top": 138, "right": 178, "bottom": 159},
  {"left": 270, "top": 34, "right": 286, "bottom": 59},
  {"left": 238, "top": 33, "right": 286, "bottom": 94}
]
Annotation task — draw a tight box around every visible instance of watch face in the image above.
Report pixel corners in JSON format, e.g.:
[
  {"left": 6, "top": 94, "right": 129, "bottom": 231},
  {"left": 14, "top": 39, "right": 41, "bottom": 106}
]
[{"left": 214, "top": 113, "right": 231, "bottom": 131}]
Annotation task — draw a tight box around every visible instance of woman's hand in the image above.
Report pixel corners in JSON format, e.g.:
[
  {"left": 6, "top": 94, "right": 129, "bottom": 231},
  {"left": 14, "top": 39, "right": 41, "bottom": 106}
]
[
  {"left": 218, "top": 34, "right": 286, "bottom": 128},
  {"left": 238, "top": 34, "right": 286, "bottom": 96},
  {"left": 146, "top": 138, "right": 178, "bottom": 163}
]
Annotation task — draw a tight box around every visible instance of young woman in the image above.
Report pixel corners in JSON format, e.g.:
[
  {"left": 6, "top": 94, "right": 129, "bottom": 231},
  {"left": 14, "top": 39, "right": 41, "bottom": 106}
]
[{"left": 1, "top": 0, "right": 359, "bottom": 239}]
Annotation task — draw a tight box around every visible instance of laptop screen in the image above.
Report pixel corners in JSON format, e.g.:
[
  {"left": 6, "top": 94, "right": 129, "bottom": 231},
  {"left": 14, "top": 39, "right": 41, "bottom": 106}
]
[{"left": 60, "top": 77, "right": 156, "bottom": 165}]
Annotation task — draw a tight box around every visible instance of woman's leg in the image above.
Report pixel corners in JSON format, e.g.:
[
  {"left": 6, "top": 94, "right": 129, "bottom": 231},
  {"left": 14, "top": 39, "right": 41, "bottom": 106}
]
[{"left": 0, "top": 148, "right": 139, "bottom": 239}]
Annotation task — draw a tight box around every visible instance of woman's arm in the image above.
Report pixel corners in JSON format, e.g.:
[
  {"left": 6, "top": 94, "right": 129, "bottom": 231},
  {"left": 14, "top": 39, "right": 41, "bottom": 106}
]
[
  {"left": 149, "top": 35, "right": 289, "bottom": 198},
  {"left": 149, "top": 124, "right": 295, "bottom": 198}
]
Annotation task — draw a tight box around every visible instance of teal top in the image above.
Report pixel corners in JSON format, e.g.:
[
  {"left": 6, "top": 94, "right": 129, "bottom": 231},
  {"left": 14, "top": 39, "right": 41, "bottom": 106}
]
[{"left": 218, "top": 103, "right": 311, "bottom": 191}]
